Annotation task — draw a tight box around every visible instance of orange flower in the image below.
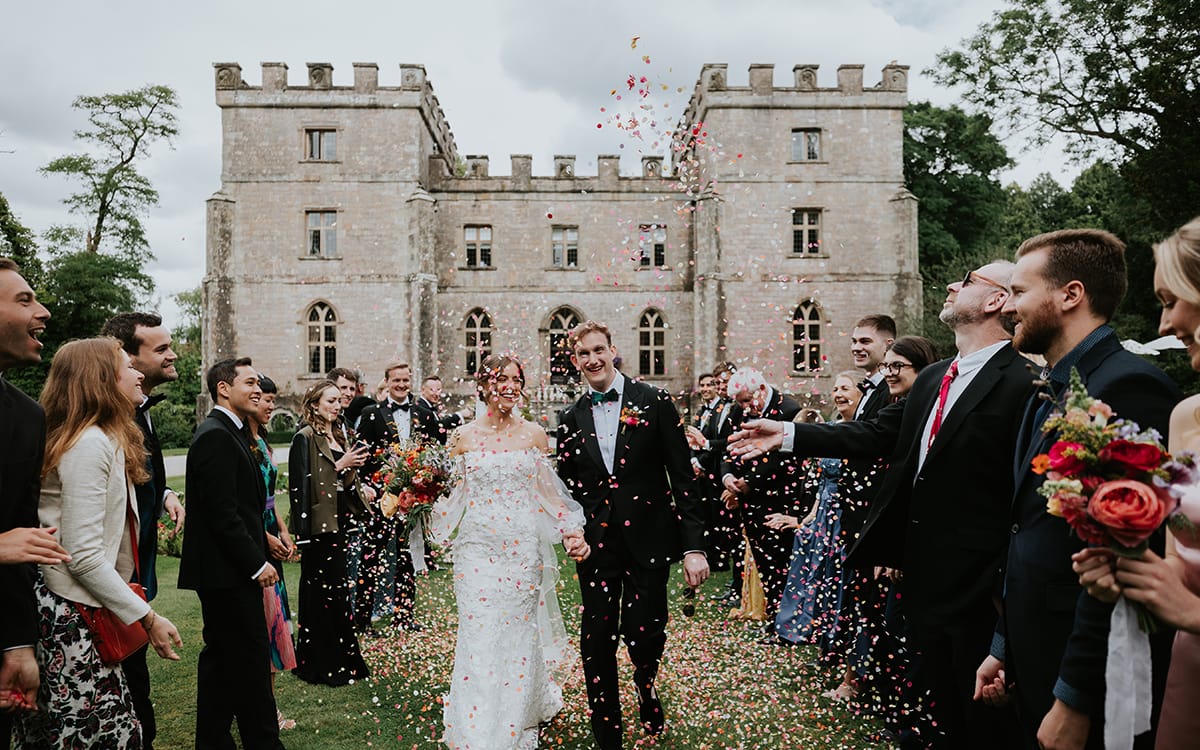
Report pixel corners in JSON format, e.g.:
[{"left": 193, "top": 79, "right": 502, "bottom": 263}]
[{"left": 1031, "top": 454, "right": 1051, "bottom": 475}]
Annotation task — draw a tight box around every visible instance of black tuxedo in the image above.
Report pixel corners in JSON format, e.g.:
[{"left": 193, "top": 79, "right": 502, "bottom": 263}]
[
  {"left": 1002, "top": 330, "right": 1180, "bottom": 748},
  {"left": 557, "top": 377, "right": 705, "bottom": 749},
  {"left": 353, "top": 398, "right": 440, "bottom": 630},
  {"left": 721, "top": 389, "right": 802, "bottom": 619},
  {"left": 178, "top": 409, "right": 281, "bottom": 750},
  {"left": 0, "top": 378, "right": 43, "bottom": 750},
  {"left": 790, "top": 344, "right": 1035, "bottom": 747},
  {"left": 696, "top": 399, "right": 740, "bottom": 566},
  {"left": 417, "top": 397, "right": 463, "bottom": 445}
]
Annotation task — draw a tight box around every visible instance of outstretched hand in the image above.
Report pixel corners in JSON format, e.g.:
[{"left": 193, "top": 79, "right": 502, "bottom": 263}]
[{"left": 726, "top": 419, "right": 785, "bottom": 459}]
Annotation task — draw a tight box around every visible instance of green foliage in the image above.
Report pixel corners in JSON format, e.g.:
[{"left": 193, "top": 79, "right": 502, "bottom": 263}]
[
  {"left": 0, "top": 191, "right": 42, "bottom": 284},
  {"left": 39, "top": 84, "right": 178, "bottom": 269},
  {"left": 154, "top": 286, "right": 204, "bottom": 449}
]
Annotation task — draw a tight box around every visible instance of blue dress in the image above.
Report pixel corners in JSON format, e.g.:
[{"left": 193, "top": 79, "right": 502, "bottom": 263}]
[{"left": 775, "top": 457, "right": 845, "bottom": 646}]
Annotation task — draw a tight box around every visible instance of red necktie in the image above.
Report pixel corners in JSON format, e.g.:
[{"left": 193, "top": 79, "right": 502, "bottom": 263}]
[{"left": 927, "top": 360, "right": 959, "bottom": 451}]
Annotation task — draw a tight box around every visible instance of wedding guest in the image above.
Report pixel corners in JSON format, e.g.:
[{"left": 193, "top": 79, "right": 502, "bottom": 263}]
[
  {"left": 1073, "top": 216, "right": 1200, "bottom": 749},
  {"left": 0, "top": 258, "right": 62, "bottom": 747},
  {"left": 417, "top": 375, "right": 464, "bottom": 444},
  {"left": 720, "top": 368, "right": 801, "bottom": 638},
  {"left": 769, "top": 371, "right": 861, "bottom": 648},
  {"left": 100, "top": 311, "right": 186, "bottom": 750},
  {"left": 289, "top": 380, "right": 372, "bottom": 686},
  {"left": 16, "top": 338, "right": 181, "bottom": 749},
  {"left": 975, "top": 229, "right": 1179, "bottom": 749},
  {"left": 247, "top": 375, "right": 297, "bottom": 730}
]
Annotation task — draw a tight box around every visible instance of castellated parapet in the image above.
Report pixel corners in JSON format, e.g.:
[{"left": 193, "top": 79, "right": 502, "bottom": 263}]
[{"left": 205, "top": 60, "right": 919, "bottom": 421}]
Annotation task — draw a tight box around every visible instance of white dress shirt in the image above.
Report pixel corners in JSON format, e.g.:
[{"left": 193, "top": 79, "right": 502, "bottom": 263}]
[
  {"left": 589, "top": 372, "right": 625, "bottom": 475},
  {"left": 387, "top": 399, "right": 413, "bottom": 441},
  {"left": 853, "top": 371, "right": 886, "bottom": 419}
]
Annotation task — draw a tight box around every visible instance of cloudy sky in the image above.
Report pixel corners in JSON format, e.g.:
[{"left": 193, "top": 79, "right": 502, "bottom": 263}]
[{"left": 1, "top": 0, "right": 1070, "bottom": 326}]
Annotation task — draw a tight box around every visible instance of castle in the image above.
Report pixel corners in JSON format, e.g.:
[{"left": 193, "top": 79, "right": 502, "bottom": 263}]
[{"left": 203, "top": 61, "right": 920, "bottom": 415}]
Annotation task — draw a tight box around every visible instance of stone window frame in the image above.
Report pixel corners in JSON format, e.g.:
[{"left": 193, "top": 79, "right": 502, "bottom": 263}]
[
  {"left": 546, "top": 307, "right": 582, "bottom": 385},
  {"left": 463, "top": 225, "right": 493, "bottom": 269},
  {"left": 464, "top": 308, "right": 493, "bottom": 375},
  {"left": 303, "top": 127, "right": 339, "bottom": 162},
  {"left": 790, "top": 208, "right": 824, "bottom": 257},
  {"left": 789, "top": 128, "right": 823, "bottom": 163},
  {"left": 304, "top": 301, "right": 339, "bottom": 376},
  {"left": 303, "top": 209, "right": 339, "bottom": 259},
  {"left": 637, "top": 308, "right": 668, "bottom": 377},
  {"left": 637, "top": 224, "right": 668, "bottom": 268},
  {"left": 550, "top": 225, "right": 580, "bottom": 269},
  {"left": 791, "top": 300, "right": 825, "bottom": 376}
]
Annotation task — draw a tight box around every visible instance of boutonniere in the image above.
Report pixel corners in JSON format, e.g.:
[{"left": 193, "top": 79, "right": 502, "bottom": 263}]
[{"left": 620, "top": 405, "right": 649, "bottom": 429}]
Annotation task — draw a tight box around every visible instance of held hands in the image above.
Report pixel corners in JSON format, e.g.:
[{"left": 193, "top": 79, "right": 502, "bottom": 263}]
[
  {"left": 0, "top": 526, "right": 70, "bottom": 565},
  {"left": 973, "top": 654, "right": 1010, "bottom": 707},
  {"left": 726, "top": 419, "right": 785, "bottom": 459},
  {"left": 562, "top": 530, "right": 590, "bottom": 562},
  {"left": 0, "top": 647, "right": 39, "bottom": 712},
  {"left": 145, "top": 612, "right": 183, "bottom": 661}
]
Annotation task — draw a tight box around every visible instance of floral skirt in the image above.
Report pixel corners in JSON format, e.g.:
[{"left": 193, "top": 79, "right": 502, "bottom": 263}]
[{"left": 14, "top": 577, "right": 141, "bottom": 749}]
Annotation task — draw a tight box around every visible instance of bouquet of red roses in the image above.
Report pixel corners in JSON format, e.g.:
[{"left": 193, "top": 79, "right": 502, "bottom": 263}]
[
  {"left": 1032, "top": 368, "right": 1195, "bottom": 627},
  {"left": 375, "top": 437, "right": 454, "bottom": 539}
]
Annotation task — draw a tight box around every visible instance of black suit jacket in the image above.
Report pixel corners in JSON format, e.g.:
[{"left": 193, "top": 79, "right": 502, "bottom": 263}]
[
  {"left": 417, "top": 397, "right": 463, "bottom": 444},
  {"left": 857, "top": 376, "right": 890, "bottom": 421},
  {"left": 556, "top": 378, "right": 705, "bottom": 568},
  {"left": 0, "top": 378, "right": 44, "bottom": 649},
  {"left": 1003, "top": 331, "right": 1180, "bottom": 723},
  {"left": 695, "top": 399, "right": 738, "bottom": 478},
  {"left": 721, "top": 390, "right": 803, "bottom": 516},
  {"left": 791, "top": 344, "right": 1036, "bottom": 627},
  {"left": 178, "top": 409, "right": 269, "bottom": 591}
]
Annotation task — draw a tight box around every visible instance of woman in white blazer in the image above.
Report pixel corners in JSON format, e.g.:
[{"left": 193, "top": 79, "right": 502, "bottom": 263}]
[{"left": 15, "top": 338, "right": 181, "bottom": 750}]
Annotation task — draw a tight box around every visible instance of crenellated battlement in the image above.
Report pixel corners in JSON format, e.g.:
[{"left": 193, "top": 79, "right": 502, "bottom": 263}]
[{"left": 212, "top": 61, "right": 458, "bottom": 166}]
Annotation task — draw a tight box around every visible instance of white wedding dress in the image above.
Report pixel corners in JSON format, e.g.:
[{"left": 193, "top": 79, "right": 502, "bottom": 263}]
[{"left": 430, "top": 448, "right": 585, "bottom": 750}]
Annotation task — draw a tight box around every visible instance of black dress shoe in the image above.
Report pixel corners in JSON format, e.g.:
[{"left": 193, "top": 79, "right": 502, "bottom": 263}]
[
  {"left": 394, "top": 621, "right": 423, "bottom": 632},
  {"left": 637, "top": 684, "right": 665, "bottom": 736}
]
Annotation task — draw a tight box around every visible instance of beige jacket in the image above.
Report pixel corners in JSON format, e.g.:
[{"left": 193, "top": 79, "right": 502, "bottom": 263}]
[{"left": 38, "top": 426, "right": 151, "bottom": 626}]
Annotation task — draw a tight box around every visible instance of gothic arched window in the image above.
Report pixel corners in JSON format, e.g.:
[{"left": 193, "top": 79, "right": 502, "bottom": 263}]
[
  {"left": 792, "top": 300, "right": 824, "bottom": 374},
  {"left": 638, "top": 309, "right": 667, "bottom": 377},
  {"left": 306, "top": 302, "right": 338, "bottom": 374},
  {"left": 465, "top": 309, "right": 493, "bottom": 375},
  {"left": 548, "top": 308, "right": 581, "bottom": 385}
]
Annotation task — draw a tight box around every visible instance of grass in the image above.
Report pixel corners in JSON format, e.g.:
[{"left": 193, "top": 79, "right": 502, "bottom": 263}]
[{"left": 146, "top": 553, "right": 887, "bottom": 749}]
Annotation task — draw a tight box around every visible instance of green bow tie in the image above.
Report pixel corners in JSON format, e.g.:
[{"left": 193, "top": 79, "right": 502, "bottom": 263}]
[{"left": 590, "top": 389, "right": 619, "bottom": 406}]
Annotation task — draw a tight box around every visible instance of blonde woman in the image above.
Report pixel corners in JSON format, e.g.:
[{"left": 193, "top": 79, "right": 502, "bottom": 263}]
[{"left": 16, "top": 338, "right": 181, "bottom": 749}]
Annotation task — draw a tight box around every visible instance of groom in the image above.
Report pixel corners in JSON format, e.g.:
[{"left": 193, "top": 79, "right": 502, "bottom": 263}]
[{"left": 557, "top": 320, "right": 709, "bottom": 749}]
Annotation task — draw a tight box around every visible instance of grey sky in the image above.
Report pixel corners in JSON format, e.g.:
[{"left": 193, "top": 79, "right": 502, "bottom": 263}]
[{"left": 0, "top": 0, "right": 1072, "bottom": 327}]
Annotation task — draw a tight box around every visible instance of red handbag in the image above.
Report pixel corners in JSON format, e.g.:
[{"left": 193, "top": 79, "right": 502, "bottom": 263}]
[{"left": 74, "top": 495, "right": 150, "bottom": 665}]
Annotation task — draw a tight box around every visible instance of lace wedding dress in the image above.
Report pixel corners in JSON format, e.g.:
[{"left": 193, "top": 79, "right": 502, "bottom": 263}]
[{"left": 430, "top": 448, "right": 585, "bottom": 750}]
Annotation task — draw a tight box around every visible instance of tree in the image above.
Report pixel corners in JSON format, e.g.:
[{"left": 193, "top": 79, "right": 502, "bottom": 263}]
[
  {"left": 0, "top": 191, "right": 41, "bottom": 284},
  {"left": 40, "top": 85, "right": 178, "bottom": 277},
  {"left": 154, "top": 287, "right": 204, "bottom": 449},
  {"left": 932, "top": 0, "right": 1200, "bottom": 233}
]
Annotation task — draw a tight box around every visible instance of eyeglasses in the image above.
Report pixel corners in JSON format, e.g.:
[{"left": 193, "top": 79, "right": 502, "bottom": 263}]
[
  {"left": 880, "top": 361, "right": 915, "bottom": 375},
  {"left": 962, "top": 269, "right": 1007, "bottom": 290}
]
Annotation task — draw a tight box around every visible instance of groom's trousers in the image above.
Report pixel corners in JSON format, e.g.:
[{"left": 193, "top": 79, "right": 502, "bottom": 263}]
[{"left": 577, "top": 531, "right": 670, "bottom": 750}]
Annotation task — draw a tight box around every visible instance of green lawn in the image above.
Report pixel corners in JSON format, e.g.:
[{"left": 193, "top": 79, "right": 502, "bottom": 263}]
[{"left": 146, "top": 554, "right": 886, "bottom": 749}]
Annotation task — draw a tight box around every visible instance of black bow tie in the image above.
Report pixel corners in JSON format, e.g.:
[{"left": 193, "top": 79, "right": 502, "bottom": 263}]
[
  {"left": 590, "top": 389, "right": 619, "bottom": 406},
  {"left": 857, "top": 378, "right": 877, "bottom": 394},
  {"left": 138, "top": 393, "right": 168, "bottom": 413},
  {"left": 390, "top": 401, "right": 411, "bottom": 412}
]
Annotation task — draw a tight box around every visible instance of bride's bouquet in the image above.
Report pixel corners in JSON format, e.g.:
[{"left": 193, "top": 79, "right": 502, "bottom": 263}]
[{"left": 377, "top": 437, "right": 455, "bottom": 539}]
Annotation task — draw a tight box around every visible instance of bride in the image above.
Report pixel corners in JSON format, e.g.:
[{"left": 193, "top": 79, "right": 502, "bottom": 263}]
[{"left": 431, "top": 354, "right": 590, "bottom": 750}]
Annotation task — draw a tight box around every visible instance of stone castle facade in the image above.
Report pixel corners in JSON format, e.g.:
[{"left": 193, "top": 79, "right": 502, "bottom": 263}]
[{"left": 204, "top": 60, "right": 920, "bottom": 415}]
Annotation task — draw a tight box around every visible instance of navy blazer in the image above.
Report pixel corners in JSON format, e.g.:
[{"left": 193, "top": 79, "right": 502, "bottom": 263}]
[{"left": 1002, "top": 331, "right": 1181, "bottom": 730}]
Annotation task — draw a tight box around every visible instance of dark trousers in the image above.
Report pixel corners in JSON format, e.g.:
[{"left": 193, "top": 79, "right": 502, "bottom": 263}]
[
  {"left": 122, "top": 643, "right": 155, "bottom": 749},
  {"left": 577, "top": 532, "right": 670, "bottom": 750},
  {"left": 353, "top": 514, "right": 415, "bottom": 628},
  {"left": 901, "top": 606, "right": 1016, "bottom": 750},
  {"left": 741, "top": 499, "right": 794, "bottom": 620},
  {"left": 196, "top": 585, "right": 282, "bottom": 750}
]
